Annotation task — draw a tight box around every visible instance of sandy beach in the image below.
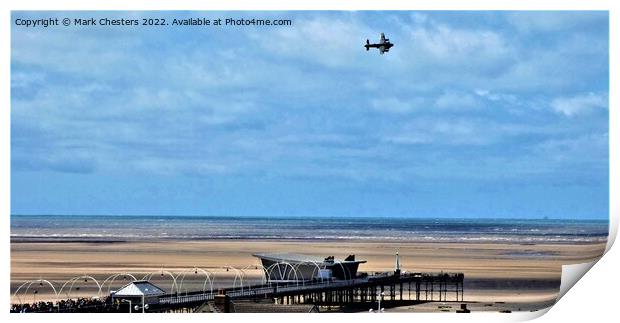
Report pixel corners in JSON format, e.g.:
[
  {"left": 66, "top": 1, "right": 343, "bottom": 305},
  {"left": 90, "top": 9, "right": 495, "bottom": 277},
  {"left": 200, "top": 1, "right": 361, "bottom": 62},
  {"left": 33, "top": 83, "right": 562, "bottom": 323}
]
[{"left": 10, "top": 239, "right": 606, "bottom": 311}]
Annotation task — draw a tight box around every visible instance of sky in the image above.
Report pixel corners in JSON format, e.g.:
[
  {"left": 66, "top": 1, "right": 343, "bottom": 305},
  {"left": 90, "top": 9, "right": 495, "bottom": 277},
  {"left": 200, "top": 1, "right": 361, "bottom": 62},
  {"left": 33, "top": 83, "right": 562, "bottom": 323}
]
[{"left": 10, "top": 11, "right": 609, "bottom": 219}]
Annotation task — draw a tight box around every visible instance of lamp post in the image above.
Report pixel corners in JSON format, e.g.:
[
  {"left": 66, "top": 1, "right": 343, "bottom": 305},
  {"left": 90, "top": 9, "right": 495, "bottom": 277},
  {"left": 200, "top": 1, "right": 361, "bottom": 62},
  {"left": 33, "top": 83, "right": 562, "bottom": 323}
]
[
  {"left": 120, "top": 299, "right": 132, "bottom": 313},
  {"left": 370, "top": 291, "right": 385, "bottom": 313}
]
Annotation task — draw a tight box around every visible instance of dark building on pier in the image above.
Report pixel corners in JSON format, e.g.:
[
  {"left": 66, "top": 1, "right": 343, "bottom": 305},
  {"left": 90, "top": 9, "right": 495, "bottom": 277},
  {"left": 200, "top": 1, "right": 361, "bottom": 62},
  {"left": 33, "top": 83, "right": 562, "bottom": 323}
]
[{"left": 253, "top": 253, "right": 367, "bottom": 281}]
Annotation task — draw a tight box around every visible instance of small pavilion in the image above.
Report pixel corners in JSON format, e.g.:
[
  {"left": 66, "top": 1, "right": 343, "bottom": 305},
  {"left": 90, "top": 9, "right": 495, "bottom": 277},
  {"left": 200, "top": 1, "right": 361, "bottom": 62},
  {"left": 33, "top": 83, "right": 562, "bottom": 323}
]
[{"left": 111, "top": 280, "right": 166, "bottom": 312}]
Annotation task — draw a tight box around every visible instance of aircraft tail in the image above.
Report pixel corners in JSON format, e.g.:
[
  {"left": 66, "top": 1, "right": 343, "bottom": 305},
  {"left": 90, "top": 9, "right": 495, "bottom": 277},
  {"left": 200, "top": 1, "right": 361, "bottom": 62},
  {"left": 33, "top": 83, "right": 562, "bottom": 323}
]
[{"left": 365, "top": 39, "right": 370, "bottom": 50}]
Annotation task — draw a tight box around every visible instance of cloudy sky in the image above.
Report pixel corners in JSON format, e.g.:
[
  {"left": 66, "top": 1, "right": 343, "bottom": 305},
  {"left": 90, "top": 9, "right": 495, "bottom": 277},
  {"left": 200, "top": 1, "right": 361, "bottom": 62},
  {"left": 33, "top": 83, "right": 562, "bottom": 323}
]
[{"left": 11, "top": 11, "right": 609, "bottom": 219}]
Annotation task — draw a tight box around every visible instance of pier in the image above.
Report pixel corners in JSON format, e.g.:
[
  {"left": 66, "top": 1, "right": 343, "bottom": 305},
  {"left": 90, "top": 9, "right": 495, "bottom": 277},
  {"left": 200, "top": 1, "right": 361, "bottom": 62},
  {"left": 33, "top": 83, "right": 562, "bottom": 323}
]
[
  {"left": 10, "top": 253, "right": 465, "bottom": 313},
  {"left": 153, "top": 271, "right": 464, "bottom": 312}
]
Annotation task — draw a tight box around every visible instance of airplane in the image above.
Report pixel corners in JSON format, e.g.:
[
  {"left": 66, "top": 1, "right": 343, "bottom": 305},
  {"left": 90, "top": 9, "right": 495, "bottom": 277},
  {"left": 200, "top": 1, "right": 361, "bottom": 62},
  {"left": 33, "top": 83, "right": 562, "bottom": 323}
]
[{"left": 365, "top": 33, "right": 394, "bottom": 55}]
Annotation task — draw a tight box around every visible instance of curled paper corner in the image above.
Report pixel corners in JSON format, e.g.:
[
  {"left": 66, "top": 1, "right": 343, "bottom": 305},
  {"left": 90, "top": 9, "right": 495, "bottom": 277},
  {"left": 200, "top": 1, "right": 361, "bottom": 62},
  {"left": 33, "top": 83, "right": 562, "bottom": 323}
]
[
  {"left": 487, "top": 306, "right": 553, "bottom": 322},
  {"left": 557, "top": 261, "right": 597, "bottom": 301},
  {"left": 506, "top": 263, "right": 598, "bottom": 322},
  {"left": 605, "top": 212, "right": 618, "bottom": 253},
  {"left": 513, "top": 306, "right": 553, "bottom": 321},
  {"left": 550, "top": 212, "right": 616, "bottom": 312},
  {"left": 556, "top": 212, "right": 614, "bottom": 301}
]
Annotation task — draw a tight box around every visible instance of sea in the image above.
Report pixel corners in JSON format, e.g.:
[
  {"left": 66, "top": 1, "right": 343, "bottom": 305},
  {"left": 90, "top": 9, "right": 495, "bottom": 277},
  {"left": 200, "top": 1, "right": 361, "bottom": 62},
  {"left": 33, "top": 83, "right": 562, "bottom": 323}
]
[{"left": 10, "top": 215, "right": 608, "bottom": 244}]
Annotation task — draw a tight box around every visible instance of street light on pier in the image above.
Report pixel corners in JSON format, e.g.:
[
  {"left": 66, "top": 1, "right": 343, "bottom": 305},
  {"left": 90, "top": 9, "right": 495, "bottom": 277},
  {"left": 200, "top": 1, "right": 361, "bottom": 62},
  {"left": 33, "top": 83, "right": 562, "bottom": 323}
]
[
  {"left": 369, "top": 291, "right": 385, "bottom": 313},
  {"left": 120, "top": 299, "right": 132, "bottom": 313}
]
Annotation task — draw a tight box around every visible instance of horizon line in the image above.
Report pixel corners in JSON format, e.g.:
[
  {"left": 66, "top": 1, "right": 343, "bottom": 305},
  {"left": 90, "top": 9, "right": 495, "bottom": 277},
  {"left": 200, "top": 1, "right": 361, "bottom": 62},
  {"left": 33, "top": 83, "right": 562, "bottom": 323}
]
[{"left": 10, "top": 213, "right": 610, "bottom": 221}]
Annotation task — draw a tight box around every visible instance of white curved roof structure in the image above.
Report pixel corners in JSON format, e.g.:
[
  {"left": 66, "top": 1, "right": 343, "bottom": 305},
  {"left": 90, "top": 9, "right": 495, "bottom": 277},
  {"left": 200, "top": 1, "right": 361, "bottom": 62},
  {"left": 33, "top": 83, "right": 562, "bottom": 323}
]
[{"left": 112, "top": 280, "right": 166, "bottom": 297}]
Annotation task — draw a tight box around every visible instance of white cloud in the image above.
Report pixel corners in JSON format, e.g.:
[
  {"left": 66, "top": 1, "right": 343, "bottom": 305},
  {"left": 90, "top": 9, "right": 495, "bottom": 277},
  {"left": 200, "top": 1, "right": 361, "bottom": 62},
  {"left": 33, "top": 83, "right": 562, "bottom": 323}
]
[
  {"left": 247, "top": 15, "right": 374, "bottom": 68},
  {"left": 383, "top": 118, "right": 491, "bottom": 146},
  {"left": 434, "top": 91, "right": 480, "bottom": 110},
  {"left": 10, "top": 11, "right": 609, "bottom": 185},
  {"left": 402, "top": 20, "right": 514, "bottom": 78},
  {"left": 11, "top": 71, "right": 45, "bottom": 88},
  {"left": 550, "top": 92, "right": 608, "bottom": 117},
  {"left": 506, "top": 12, "right": 607, "bottom": 33},
  {"left": 533, "top": 133, "right": 608, "bottom": 168},
  {"left": 370, "top": 97, "right": 425, "bottom": 114},
  {"left": 414, "top": 25, "right": 507, "bottom": 59}
]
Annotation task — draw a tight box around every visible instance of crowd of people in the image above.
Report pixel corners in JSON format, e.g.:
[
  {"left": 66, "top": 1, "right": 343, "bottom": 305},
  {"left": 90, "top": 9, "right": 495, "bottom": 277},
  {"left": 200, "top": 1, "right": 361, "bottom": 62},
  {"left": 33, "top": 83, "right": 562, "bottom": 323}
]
[{"left": 10, "top": 297, "right": 117, "bottom": 313}]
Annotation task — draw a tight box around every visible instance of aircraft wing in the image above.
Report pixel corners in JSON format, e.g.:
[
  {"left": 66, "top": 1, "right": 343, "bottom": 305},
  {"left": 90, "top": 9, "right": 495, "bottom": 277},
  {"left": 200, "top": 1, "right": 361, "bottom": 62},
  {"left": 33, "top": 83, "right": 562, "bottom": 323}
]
[
  {"left": 379, "top": 46, "right": 385, "bottom": 54},
  {"left": 380, "top": 33, "right": 386, "bottom": 44}
]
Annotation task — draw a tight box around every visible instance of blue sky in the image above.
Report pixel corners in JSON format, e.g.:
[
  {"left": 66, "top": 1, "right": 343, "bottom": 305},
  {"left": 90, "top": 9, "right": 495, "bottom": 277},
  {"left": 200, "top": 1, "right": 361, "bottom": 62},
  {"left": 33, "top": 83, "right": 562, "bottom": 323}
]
[{"left": 11, "top": 11, "right": 609, "bottom": 219}]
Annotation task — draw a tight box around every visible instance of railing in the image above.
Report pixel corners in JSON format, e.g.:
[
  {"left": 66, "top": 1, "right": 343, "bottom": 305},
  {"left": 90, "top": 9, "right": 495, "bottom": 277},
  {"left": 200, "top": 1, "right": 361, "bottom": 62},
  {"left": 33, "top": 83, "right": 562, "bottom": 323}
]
[
  {"left": 160, "top": 293, "right": 213, "bottom": 305},
  {"left": 157, "top": 272, "right": 464, "bottom": 306},
  {"left": 158, "top": 277, "right": 365, "bottom": 304}
]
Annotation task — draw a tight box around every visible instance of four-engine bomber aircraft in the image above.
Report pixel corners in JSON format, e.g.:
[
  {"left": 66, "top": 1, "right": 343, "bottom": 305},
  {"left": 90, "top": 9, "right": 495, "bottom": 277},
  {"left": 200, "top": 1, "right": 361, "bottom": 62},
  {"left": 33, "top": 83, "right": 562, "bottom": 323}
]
[{"left": 365, "top": 33, "right": 394, "bottom": 55}]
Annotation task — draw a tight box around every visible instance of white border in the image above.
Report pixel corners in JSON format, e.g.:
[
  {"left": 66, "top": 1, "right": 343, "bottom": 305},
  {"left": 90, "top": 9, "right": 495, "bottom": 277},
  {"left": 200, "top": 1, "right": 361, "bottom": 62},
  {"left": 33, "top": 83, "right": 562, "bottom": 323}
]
[
  {"left": 2, "top": 0, "right": 616, "bottom": 10},
  {"left": 2, "top": 1, "right": 618, "bottom": 323}
]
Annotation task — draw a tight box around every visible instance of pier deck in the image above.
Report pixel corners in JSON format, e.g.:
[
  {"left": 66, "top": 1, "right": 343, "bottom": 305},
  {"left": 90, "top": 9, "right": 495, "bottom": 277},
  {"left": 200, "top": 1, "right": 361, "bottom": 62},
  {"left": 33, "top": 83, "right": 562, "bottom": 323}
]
[{"left": 154, "top": 272, "right": 464, "bottom": 312}]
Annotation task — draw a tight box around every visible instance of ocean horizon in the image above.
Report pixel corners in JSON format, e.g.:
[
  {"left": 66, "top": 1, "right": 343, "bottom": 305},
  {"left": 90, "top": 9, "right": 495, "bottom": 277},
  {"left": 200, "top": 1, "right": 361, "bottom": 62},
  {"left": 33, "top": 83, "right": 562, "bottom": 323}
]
[{"left": 10, "top": 214, "right": 608, "bottom": 244}]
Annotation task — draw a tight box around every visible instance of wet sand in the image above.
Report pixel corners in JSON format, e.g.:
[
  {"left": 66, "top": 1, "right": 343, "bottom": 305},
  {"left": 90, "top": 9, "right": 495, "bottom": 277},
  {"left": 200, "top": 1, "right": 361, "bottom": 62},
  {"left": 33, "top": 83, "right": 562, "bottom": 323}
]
[{"left": 10, "top": 239, "right": 606, "bottom": 311}]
